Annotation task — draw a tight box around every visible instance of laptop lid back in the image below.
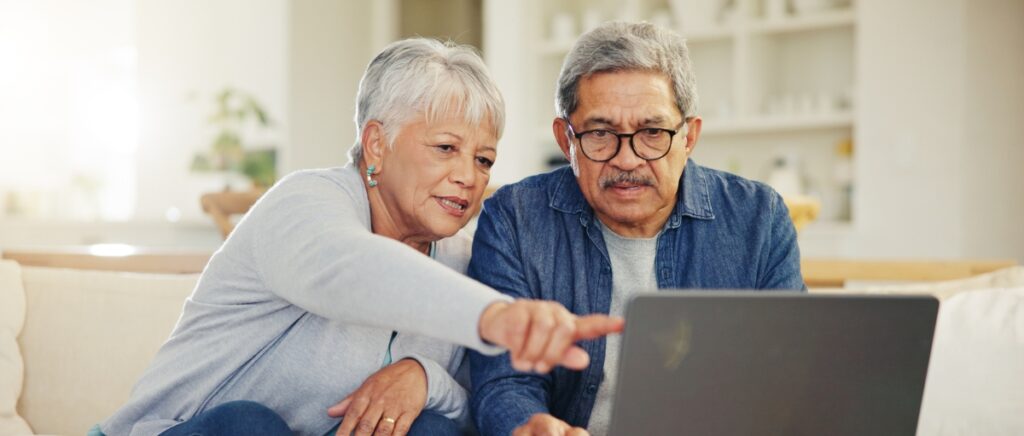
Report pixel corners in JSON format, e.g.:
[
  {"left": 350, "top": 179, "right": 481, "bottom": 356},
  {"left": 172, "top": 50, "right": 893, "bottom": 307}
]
[{"left": 609, "top": 292, "right": 938, "bottom": 435}]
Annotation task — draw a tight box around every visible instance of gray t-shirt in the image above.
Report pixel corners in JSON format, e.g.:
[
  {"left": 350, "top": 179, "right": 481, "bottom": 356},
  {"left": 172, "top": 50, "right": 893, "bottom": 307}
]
[
  {"left": 102, "top": 165, "right": 508, "bottom": 436},
  {"left": 587, "top": 221, "right": 659, "bottom": 436}
]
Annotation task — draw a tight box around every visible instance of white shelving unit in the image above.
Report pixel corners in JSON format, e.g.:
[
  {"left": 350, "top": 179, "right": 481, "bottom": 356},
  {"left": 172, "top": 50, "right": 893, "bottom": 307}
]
[{"left": 517, "top": 0, "right": 857, "bottom": 225}]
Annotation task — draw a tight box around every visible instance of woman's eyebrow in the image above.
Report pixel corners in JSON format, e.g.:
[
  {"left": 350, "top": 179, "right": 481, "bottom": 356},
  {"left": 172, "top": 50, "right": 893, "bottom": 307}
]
[{"left": 434, "top": 131, "right": 464, "bottom": 141}]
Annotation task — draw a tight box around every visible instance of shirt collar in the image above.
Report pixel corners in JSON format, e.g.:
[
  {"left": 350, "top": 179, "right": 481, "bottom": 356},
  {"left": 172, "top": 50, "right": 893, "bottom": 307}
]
[{"left": 549, "top": 158, "right": 716, "bottom": 228}]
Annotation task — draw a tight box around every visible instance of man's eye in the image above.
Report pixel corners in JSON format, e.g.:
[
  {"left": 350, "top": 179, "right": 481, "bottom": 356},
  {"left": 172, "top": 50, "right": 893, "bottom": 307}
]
[
  {"left": 476, "top": 157, "right": 494, "bottom": 168},
  {"left": 641, "top": 128, "right": 662, "bottom": 137},
  {"left": 436, "top": 144, "right": 455, "bottom": 152},
  {"left": 589, "top": 130, "right": 611, "bottom": 138}
]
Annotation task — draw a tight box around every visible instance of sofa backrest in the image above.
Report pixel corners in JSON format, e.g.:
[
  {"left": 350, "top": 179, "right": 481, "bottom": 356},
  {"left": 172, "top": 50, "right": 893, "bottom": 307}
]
[
  {"left": 0, "top": 260, "right": 32, "bottom": 435},
  {"left": 16, "top": 266, "right": 197, "bottom": 436}
]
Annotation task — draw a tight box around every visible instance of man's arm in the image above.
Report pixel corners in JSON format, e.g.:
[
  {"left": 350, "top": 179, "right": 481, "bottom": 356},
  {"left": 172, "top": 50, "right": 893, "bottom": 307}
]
[
  {"left": 468, "top": 195, "right": 555, "bottom": 435},
  {"left": 758, "top": 191, "right": 807, "bottom": 290}
]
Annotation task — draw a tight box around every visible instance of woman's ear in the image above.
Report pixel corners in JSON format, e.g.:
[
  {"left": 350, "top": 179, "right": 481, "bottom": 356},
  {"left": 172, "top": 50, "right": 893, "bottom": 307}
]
[{"left": 360, "top": 120, "right": 387, "bottom": 170}]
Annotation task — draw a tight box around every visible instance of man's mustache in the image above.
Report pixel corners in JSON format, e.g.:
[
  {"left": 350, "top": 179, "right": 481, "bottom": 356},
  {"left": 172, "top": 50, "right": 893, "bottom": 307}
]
[{"left": 600, "top": 171, "right": 655, "bottom": 189}]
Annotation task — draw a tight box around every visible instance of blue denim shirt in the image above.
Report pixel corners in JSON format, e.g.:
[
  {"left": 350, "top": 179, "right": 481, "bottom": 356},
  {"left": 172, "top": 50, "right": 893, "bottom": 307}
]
[{"left": 467, "top": 160, "right": 805, "bottom": 435}]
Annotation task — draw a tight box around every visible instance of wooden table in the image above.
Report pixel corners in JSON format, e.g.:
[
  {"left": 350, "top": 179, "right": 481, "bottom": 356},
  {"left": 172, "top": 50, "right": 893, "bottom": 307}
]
[{"left": 2, "top": 246, "right": 212, "bottom": 274}]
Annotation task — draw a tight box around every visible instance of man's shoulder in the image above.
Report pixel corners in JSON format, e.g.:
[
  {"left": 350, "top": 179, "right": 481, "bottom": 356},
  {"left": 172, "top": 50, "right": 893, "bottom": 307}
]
[{"left": 696, "top": 163, "right": 782, "bottom": 206}]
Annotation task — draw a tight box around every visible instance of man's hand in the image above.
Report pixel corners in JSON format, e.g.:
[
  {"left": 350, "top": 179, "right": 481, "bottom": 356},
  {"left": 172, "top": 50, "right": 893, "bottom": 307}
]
[
  {"left": 513, "top": 413, "right": 590, "bottom": 436},
  {"left": 327, "top": 359, "right": 427, "bottom": 436},
  {"left": 479, "top": 300, "right": 625, "bottom": 373}
]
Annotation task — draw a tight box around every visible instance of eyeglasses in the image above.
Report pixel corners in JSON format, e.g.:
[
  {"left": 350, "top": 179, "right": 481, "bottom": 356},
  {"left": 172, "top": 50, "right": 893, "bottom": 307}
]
[{"left": 565, "top": 121, "right": 683, "bottom": 162}]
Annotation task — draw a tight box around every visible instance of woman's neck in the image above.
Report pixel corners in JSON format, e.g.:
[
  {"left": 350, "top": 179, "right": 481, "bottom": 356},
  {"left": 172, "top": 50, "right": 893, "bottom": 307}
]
[{"left": 364, "top": 179, "right": 432, "bottom": 256}]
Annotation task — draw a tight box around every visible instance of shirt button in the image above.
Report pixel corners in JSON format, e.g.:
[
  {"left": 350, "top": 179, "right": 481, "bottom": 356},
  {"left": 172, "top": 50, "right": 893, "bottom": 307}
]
[{"left": 587, "top": 384, "right": 598, "bottom": 393}]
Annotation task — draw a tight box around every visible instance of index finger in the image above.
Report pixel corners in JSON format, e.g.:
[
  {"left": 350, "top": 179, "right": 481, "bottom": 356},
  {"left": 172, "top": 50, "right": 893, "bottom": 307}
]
[{"left": 572, "top": 315, "right": 625, "bottom": 341}]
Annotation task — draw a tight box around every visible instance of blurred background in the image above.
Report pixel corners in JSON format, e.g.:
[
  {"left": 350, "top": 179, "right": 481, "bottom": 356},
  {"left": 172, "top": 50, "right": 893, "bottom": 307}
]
[{"left": 1, "top": 0, "right": 1022, "bottom": 264}]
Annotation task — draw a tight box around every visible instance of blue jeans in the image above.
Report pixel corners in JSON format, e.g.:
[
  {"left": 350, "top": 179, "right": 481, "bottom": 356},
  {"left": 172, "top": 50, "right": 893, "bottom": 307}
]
[
  {"left": 327, "top": 411, "right": 460, "bottom": 436},
  {"left": 159, "top": 401, "right": 291, "bottom": 436},
  {"left": 160, "top": 401, "right": 458, "bottom": 436}
]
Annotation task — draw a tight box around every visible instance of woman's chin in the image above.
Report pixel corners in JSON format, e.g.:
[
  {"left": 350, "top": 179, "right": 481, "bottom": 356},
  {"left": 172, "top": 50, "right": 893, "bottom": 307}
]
[{"left": 430, "top": 219, "right": 469, "bottom": 239}]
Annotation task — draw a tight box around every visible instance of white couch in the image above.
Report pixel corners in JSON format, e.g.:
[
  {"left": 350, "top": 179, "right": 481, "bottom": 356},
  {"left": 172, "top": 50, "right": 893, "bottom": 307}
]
[
  {"left": 1, "top": 259, "right": 1022, "bottom": 435},
  {"left": 1, "top": 260, "right": 197, "bottom": 435}
]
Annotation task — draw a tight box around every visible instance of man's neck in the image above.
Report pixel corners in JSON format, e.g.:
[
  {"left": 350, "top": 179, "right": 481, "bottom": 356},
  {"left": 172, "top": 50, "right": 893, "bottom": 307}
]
[{"left": 595, "top": 212, "right": 670, "bottom": 238}]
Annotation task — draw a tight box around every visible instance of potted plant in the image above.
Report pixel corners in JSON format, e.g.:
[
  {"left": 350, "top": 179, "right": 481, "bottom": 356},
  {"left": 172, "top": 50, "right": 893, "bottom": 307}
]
[{"left": 190, "top": 88, "right": 277, "bottom": 190}]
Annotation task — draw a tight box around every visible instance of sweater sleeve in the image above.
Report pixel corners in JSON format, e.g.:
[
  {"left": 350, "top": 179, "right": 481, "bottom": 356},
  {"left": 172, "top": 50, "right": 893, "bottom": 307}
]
[
  {"left": 398, "top": 353, "right": 471, "bottom": 427},
  {"left": 247, "top": 170, "right": 508, "bottom": 353}
]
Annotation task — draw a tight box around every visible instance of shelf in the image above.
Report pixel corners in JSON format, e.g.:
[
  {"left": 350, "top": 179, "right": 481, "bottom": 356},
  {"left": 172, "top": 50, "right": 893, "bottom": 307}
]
[
  {"left": 532, "top": 112, "right": 853, "bottom": 141},
  {"left": 540, "top": 26, "right": 733, "bottom": 56},
  {"left": 749, "top": 9, "right": 855, "bottom": 35},
  {"left": 683, "top": 26, "right": 734, "bottom": 43},
  {"left": 701, "top": 112, "right": 854, "bottom": 135}
]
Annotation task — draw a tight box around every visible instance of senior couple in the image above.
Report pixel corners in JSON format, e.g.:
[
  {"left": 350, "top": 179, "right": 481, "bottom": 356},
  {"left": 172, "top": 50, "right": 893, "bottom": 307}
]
[{"left": 100, "top": 21, "right": 803, "bottom": 436}]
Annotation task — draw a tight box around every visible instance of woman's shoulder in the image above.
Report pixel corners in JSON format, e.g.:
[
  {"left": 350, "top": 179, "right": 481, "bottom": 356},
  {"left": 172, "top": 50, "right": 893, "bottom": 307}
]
[
  {"left": 273, "top": 165, "right": 362, "bottom": 193},
  {"left": 434, "top": 229, "right": 473, "bottom": 274}
]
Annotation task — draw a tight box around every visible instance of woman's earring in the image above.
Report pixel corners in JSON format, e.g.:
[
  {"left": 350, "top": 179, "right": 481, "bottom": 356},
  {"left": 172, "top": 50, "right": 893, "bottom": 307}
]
[{"left": 366, "top": 164, "right": 378, "bottom": 187}]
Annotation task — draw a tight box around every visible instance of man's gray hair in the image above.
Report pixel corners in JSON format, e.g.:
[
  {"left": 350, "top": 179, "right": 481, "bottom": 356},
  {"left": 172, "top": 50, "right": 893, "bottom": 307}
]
[
  {"left": 348, "top": 38, "right": 505, "bottom": 163},
  {"left": 556, "top": 21, "right": 699, "bottom": 120}
]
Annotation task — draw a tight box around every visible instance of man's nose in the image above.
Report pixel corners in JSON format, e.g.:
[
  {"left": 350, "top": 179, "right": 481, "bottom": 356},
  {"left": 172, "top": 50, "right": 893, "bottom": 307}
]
[{"left": 608, "top": 137, "right": 645, "bottom": 170}]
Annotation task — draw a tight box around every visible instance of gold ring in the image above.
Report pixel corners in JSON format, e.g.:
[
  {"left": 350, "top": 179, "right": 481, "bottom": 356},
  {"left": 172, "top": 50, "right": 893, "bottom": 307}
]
[{"left": 382, "top": 417, "right": 396, "bottom": 425}]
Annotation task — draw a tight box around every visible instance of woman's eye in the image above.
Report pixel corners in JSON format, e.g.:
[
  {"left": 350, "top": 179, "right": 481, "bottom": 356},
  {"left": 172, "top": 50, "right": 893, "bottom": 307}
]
[
  {"left": 476, "top": 156, "right": 494, "bottom": 168},
  {"left": 436, "top": 144, "right": 455, "bottom": 153}
]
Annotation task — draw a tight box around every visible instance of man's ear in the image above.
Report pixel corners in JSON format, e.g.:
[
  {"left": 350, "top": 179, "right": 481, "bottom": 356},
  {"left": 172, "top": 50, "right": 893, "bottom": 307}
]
[
  {"left": 360, "top": 120, "right": 387, "bottom": 170},
  {"left": 683, "top": 116, "right": 702, "bottom": 157},
  {"left": 552, "top": 117, "right": 572, "bottom": 160},
  {"left": 552, "top": 117, "right": 580, "bottom": 176}
]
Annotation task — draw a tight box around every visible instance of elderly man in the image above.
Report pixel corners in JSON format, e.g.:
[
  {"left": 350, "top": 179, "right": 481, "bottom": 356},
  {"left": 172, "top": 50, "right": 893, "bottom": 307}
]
[{"left": 469, "top": 22, "right": 805, "bottom": 436}]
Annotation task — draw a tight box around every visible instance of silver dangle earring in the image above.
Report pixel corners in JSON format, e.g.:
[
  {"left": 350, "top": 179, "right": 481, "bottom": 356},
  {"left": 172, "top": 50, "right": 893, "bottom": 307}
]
[{"left": 366, "top": 164, "right": 378, "bottom": 188}]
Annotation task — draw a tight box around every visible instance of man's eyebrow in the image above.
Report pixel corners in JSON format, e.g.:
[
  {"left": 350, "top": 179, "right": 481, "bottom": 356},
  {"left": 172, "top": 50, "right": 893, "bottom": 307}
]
[
  {"left": 582, "top": 117, "right": 615, "bottom": 128},
  {"left": 642, "top": 116, "right": 667, "bottom": 125}
]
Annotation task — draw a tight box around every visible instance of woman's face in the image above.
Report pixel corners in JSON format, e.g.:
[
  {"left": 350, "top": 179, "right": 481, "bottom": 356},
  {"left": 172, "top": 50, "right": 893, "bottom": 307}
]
[{"left": 372, "top": 114, "right": 498, "bottom": 242}]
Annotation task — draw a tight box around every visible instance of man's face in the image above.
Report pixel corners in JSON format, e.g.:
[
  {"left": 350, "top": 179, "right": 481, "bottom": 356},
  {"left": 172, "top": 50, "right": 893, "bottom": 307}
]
[{"left": 554, "top": 70, "right": 701, "bottom": 237}]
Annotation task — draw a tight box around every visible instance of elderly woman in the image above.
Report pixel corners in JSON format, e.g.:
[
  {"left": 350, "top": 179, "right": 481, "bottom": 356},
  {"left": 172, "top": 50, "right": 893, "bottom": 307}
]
[{"left": 98, "top": 39, "right": 622, "bottom": 436}]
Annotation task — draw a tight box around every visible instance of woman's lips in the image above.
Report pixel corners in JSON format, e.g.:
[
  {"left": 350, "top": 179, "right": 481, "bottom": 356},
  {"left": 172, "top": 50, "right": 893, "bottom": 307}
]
[{"left": 435, "top": 196, "right": 469, "bottom": 217}]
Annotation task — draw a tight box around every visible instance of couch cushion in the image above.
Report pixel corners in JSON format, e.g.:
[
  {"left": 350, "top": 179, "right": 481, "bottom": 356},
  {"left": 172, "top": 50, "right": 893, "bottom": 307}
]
[
  {"left": 0, "top": 260, "right": 33, "bottom": 435},
  {"left": 918, "top": 287, "right": 1024, "bottom": 434},
  {"left": 845, "top": 266, "right": 1024, "bottom": 300},
  {"left": 16, "top": 266, "right": 197, "bottom": 436}
]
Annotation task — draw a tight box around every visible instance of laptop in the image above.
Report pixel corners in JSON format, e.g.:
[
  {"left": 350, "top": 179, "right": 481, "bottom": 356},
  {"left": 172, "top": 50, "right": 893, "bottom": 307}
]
[{"left": 608, "top": 292, "right": 939, "bottom": 435}]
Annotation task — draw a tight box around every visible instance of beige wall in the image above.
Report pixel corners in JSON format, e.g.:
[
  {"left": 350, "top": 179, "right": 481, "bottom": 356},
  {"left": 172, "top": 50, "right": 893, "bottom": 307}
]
[
  {"left": 960, "top": 0, "right": 1024, "bottom": 261},
  {"left": 285, "top": 0, "right": 377, "bottom": 172}
]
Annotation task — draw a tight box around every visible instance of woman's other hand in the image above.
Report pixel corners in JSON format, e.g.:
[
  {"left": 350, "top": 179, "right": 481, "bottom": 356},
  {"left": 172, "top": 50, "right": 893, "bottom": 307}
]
[
  {"left": 328, "top": 359, "right": 427, "bottom": 436},
  {"left": 478, "top": 300, "right": 625, "bottom": 373}
]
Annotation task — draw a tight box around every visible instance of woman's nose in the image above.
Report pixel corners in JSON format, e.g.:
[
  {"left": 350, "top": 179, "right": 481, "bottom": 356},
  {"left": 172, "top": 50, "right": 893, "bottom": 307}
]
[{"left": 449, "top": 156, "right": 476, "bottom": 188}]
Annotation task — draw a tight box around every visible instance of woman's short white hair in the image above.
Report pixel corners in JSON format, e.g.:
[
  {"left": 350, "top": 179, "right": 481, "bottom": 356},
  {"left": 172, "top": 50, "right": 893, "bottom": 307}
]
[
  {"left": 556, "top": 21, "right": 699, "bottom": 120},
  {"left": 348, "top": 38, "right": 505, "bottom": 164}
]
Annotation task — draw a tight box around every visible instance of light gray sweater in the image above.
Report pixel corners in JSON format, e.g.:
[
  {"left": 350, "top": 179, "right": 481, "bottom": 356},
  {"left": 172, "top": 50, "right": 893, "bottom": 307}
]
[{"left": 102, "top": 165, "right": 508, "bottom": 436}]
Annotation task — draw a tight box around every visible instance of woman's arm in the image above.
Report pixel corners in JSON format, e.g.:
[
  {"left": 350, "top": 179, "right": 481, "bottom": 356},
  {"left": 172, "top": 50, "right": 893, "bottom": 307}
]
[{"left": 248, "top": 171, "right": 507, "bottom": 352}]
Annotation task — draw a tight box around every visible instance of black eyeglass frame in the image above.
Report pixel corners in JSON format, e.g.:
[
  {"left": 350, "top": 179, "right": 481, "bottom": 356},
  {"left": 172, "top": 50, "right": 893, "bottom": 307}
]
[{"left": 565, "top": 120, "right": 685, "bottom": 163}]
